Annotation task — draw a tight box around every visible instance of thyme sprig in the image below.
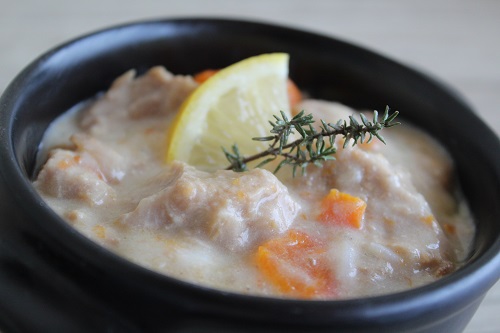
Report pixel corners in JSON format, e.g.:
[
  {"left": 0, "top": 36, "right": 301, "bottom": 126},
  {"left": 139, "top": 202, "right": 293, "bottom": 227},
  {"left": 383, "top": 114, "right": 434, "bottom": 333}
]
[{"left": 224, "top": 106, "right": 400, "bottom": 176}]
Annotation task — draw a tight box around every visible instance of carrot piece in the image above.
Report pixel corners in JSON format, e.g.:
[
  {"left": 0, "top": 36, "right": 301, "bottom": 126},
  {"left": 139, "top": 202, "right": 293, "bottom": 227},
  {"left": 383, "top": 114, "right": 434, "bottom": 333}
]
[
  {"left": 443, "top": 223, "right": 457, "bottom": 235},
  {"left": 255, "top": 229, "right": 336, "bottom": 298},
  {"left": 318, "top": 189, "right": 366, "bottom": 229},
  {"left": 193, "top": 69, "right": 219, "bottom": 84},
  {"left": 193, "top": 69, "right": 302, "bottom": 107},
  {"left": 287, "top": 78, "right": 302, "bottom": 108}
]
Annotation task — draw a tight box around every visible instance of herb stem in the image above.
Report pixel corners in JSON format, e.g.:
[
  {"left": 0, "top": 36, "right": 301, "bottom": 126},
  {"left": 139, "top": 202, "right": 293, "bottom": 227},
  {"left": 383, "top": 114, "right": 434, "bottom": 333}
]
[{"left": 223, "top": 106, "right": 400, "bottom": 175}]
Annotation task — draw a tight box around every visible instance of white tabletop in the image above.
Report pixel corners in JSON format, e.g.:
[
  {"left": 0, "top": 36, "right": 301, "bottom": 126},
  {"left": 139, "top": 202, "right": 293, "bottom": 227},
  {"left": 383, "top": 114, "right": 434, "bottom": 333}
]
[{"left": 1, "top": 1, "right": 499, "bottom": 332}]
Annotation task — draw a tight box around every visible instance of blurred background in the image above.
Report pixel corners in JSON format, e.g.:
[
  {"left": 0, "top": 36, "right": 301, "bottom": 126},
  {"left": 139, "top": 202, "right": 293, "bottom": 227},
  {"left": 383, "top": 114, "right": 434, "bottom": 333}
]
[{"left": 0, "top": 1, "right": 498, "bottom": 332}]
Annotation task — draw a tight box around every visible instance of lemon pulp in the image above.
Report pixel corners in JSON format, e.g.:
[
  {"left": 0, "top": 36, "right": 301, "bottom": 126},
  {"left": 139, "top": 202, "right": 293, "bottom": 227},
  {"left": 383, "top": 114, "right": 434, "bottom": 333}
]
[{"left": 166, "top": 53, "right": 291, "bottom": 171}]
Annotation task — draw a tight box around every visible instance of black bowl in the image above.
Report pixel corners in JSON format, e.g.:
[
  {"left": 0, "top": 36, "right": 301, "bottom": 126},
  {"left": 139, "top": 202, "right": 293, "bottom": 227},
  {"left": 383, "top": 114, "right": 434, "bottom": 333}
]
[{"left": 0, "top": 18, "right": 499, "bottom": 333}]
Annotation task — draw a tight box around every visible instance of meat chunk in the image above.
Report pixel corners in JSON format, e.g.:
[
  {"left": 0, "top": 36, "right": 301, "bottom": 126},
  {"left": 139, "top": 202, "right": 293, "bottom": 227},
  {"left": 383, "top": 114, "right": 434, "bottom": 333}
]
[
  {"left": 70, "top": 134, "right": 126, "bottom": 183},
  {"left": 34, "top": 149, "right": 115, "bottom": 206},
  {"left": 119, "top": 162, "right": 300, "bottom": 251},
  {"left": 80, "top": 67, "right": 198, "bottom": 139},
  {"left": 293, "top": 99, "right": 354, "bottom": 125}
]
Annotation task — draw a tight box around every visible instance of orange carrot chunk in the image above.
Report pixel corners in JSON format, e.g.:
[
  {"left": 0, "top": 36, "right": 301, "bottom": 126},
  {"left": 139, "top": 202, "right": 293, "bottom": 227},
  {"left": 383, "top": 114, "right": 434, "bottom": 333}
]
[
  {"left": 255, "top": 229, "right": 336, "bottom": 298},
  {"left": 287, "top": 78, "right": 302, "bottom": 108},
  {"left": 318, "top": 189, "right": 367, "bottom": 229},
  {"left": 443, "top": 223, "right": 457, "bottom": 235},
  {"left": 193, "top": 69, "right": 219, "bottom": 84}
]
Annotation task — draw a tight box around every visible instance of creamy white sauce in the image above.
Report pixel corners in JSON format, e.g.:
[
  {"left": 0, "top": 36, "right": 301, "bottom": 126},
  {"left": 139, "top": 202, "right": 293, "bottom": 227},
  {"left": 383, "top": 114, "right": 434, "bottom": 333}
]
[{"left": 33, "top": 67, "right": 475, "bottom": 299}]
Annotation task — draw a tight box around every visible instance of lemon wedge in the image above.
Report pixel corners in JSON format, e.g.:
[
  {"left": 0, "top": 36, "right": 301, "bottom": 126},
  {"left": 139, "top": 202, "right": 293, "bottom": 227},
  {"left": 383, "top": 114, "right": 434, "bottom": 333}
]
[{"left": 166, "top": 53, "right": 291, "bottom": 171}]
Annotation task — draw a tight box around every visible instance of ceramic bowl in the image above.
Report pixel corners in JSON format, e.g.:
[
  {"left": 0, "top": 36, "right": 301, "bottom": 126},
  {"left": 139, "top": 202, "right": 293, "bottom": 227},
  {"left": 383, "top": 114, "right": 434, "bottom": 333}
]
[{"left": 0, "top": 18, "right": 499, "bottom": 333}]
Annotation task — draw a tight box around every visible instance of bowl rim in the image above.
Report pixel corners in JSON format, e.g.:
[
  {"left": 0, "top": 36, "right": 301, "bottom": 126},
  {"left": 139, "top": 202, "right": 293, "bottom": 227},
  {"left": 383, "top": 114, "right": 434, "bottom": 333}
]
[{"left": 1, "top": 16, "right": 499, "bottom": 324}]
